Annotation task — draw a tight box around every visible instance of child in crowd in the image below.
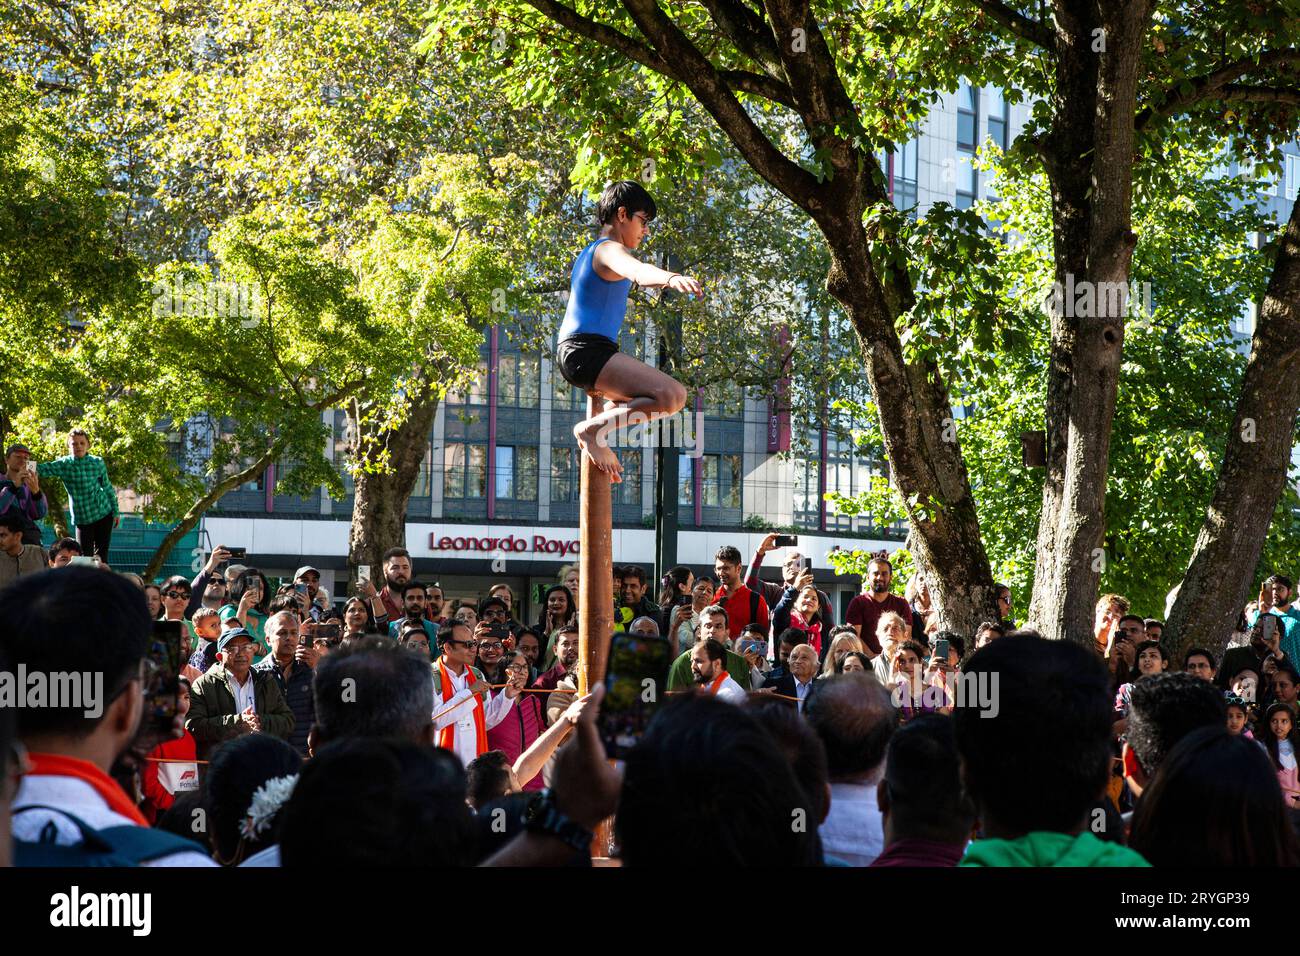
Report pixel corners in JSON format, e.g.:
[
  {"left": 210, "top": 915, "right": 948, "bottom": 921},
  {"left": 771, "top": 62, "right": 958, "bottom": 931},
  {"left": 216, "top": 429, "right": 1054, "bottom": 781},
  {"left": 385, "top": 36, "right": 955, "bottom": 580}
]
[
  {"left": 1263, "top": 702, "right": 1300, "bottom": 808},
  {"left": 1225, "top": 694, "right": 1255, "bottom": 739}
]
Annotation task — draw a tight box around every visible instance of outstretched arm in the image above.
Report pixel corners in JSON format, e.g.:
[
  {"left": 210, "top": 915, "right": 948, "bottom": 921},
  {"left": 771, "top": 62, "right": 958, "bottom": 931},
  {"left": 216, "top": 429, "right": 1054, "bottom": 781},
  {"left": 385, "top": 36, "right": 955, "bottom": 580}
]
[{"left": 593, "top": 241, "right": 703, "bottom": 295}]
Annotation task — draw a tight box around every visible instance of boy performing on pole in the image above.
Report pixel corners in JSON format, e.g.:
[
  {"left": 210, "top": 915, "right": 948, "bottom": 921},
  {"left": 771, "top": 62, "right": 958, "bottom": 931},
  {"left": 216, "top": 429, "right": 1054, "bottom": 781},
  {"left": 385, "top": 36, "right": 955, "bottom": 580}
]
[{"left": 554, "top": 181, "right": 703, "bottom": 482}]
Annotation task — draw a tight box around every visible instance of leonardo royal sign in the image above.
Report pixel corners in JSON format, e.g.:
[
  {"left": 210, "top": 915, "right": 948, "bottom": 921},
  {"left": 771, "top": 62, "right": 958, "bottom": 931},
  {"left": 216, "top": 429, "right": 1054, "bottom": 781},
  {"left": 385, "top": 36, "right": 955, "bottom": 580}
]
[{"left": 429, "top": 532, "right": 581, "bottom": 558}]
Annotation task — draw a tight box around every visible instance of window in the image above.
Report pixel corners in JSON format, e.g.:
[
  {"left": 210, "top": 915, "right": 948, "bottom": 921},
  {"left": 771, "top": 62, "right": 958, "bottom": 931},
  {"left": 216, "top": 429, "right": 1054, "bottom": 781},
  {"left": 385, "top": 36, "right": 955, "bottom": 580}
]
[
  {"left": 1287, "top": 154, "right": 1300, "bottom": 201},
  {"left": 550, "top": 363, "right": 586, "bottom": 411},
  {"left": 956, "top": 80, "right": 978, "bottom": 151},
  {"left": 615, "top": 450, "right": 641, "bottom": 504},
  {"left": 497, "top": 354, "right": 541, "bottom": 408},
  {"left": 444, "top": 442, "right": 487, "bottom": 498},
  {"left": 495, "top": 445, "right": 538, "bottom": 500},
  {"left": 956, "top": 81, "right": 979, "bottom": 209},
  {"left": 551, "top": 447, "right": 577, "bottom": 502},
  {"left": 891, "top": 133, "right": 919, "bottom": 216},
  {"left": 677, "top": 453, "right": 695, "bottom": 507},
  {"left": 792, "top": 456, "right": 820, "bottom": 527},
  {"left": 702, "top": 454, "right": 742, "bottom": 508},
  {"left": 987, "top": 87, "right": 1008, "bottom": 152}
]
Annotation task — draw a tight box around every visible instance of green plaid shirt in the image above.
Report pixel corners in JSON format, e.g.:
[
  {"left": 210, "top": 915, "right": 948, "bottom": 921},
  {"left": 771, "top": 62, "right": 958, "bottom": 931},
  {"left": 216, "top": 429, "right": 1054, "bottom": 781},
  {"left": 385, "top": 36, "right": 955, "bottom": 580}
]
[{"left": 37, "top": 454, "right": 118, "bottom": 526}]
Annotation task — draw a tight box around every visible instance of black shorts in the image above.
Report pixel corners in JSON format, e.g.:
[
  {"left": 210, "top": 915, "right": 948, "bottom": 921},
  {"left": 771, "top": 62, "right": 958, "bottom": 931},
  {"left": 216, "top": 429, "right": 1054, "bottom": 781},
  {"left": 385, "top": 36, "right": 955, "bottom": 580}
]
[{"left": 555, "top": 334, "right": 619, "bottom": 392}]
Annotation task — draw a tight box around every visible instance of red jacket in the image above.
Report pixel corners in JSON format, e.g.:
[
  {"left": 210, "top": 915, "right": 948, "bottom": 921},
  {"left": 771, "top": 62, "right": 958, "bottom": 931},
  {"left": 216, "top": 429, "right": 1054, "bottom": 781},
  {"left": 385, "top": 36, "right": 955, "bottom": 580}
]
[
  {"left": 140, "top": 730, "right": 199, "bottom": 823},
  {"left": 486, "top": 693, "right": 546, "bottom": 791}
]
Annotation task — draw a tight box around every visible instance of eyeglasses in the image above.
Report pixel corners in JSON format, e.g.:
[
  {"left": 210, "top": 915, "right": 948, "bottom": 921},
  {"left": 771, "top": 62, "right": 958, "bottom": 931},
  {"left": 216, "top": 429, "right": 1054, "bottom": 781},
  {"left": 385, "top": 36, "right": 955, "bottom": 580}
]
[
  {"left": 505, "top": 662, "right": 529, "bottom": 672},
  {"left": 223, "top": 644, "right": 255, "bottom": 656},
  {"left": 478, "top": 641, "right": 504, "bottom": 652},
  {"left": 483, "top": 610, "right": 507, "bottom": 621},
  {"left": 446, "top": 638, "right": 479, "bottom": 649},
  {"left": 163, "top": 590, "right": 189, "bottom": 600}
]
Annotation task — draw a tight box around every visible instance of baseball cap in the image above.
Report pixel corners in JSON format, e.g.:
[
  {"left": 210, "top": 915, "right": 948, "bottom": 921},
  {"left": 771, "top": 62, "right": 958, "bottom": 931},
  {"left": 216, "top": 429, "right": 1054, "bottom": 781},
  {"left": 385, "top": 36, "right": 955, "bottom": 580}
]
[
  {"left": 5, "top": 443, "right": 31, "bottom": 457},
  {"left": 218, "top": 627, "right": 256, "bottom": 653},
  {"left": 294, "top": 565, "right": 320, "bottom": 580}
]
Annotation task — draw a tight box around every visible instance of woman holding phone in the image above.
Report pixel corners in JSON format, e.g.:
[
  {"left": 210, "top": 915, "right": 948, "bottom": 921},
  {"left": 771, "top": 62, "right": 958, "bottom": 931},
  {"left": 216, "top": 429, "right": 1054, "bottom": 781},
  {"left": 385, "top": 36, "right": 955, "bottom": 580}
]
[
  {"left": 220, "top": 568, "right": 271, "bottom": 661},
  {"left": 772, "top": 571, "right": 825, "bottom": 658}
]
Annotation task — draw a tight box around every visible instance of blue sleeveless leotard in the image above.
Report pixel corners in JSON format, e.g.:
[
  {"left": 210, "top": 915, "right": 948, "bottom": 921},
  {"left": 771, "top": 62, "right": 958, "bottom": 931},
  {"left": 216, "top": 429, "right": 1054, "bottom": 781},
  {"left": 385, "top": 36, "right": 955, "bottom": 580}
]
[{"left": 557, "top": 237, "right": 632, "bottom": 343}]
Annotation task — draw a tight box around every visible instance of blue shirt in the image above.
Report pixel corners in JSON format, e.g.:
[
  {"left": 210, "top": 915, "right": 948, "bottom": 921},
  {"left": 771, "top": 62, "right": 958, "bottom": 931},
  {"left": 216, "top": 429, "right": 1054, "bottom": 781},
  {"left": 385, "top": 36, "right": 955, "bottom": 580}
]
[
  {"left": 556, "top": 237, "right": 632, "bottom": 342},
  {"left": 1247, "top": 606, "right": 1300, "bottom": 664},
  {"left": 389, "top": 618, "right": 438, "bottom": 643}
]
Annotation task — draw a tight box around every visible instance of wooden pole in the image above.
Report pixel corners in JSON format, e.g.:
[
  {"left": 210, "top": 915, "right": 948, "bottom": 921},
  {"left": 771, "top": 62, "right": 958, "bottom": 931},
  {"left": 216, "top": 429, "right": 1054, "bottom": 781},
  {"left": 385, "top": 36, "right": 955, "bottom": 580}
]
[{"left": 578, "top": 394, "right": 614, "bottom": 696}]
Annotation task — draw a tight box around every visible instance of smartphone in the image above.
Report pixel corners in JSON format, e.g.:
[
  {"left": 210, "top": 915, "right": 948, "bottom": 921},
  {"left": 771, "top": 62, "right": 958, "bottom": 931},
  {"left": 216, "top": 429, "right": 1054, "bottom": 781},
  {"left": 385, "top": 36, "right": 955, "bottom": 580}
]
[
  {"left": 739, "top": 638, "right": 768, "bottom": 658},
  {"left": 488, "top": 624, "right": 512, "bottom": 640},
  {"left": 25, "top": 461, "right": 37, "bottom": 475},
  {"left": 774, "top": 534, "right": 798, "bottom": 547},
  {"left": 1258, "top": 614, "right": 1279, "bottom": 645},
  {"left": 224, "top": 546, "right": 247, "bottom": 560},
  {"left": 293, "top": 583, "right": 310, "bottom": 596},
  {"left": 357, "top": 564, "right": 371, "bottom": 586},
  {"left": 134, "top": 621, "right": 182, "bottom": 753},
  {"left": 600, "top": 634, "right": 673, "bottom": 761},
  {"left": 801, "top": 557, "right": 813, "bottom": 572},
  {"left": 933, "top": 638, "right": 950, "bottom": 662},
  {"left": 314, "top": 623, "right": 341, "bottom": 641},
  {"left": 674, "top": 593, "right": 693, "bottom": 608},
  {"left": 69, "top": 556, "right": 98, "bottom": 567}
]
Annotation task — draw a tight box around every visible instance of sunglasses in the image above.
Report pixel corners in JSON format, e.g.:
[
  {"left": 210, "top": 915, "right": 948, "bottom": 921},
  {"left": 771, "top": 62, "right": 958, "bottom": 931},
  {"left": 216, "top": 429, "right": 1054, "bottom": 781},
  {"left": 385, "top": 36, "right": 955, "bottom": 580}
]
[
  {"left": 163, "top": 590, "right": 189, "bottom": 600},
  {"left": 446, "top": 638, "right": 479, "bottom": 650}
]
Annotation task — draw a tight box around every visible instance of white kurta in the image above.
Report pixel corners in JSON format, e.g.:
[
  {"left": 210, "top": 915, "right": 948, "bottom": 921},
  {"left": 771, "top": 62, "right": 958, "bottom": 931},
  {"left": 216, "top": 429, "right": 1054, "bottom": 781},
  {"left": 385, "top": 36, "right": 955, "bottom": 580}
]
[
  {"left": 712, "top": 673, "right": 748, "bottom": 705},
  {"left": 431, "top": 659, "right": 515, "bottom": 768}
]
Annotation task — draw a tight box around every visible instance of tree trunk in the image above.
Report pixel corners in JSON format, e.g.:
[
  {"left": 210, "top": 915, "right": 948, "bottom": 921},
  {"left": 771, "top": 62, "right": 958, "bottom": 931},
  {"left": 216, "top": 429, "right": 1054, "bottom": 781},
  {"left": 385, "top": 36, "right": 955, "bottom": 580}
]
[
  {"left": 142, "top": 435, "right": 290, "bottom": 580},
  {"left": 1164, "top": 197, "right": 1300, "bottom": 662},
  {"left": 1027, "top": 0, "right": 1150, "bottom": 644},
  {"left": 818, "top": 208, "right": 1000, "bottom": 636},
  {"left": 345, "top": 385, "right": 441, "bottom": 597},
  {"left": 46, "top": 490, "right": 70, "bottom": 539}
]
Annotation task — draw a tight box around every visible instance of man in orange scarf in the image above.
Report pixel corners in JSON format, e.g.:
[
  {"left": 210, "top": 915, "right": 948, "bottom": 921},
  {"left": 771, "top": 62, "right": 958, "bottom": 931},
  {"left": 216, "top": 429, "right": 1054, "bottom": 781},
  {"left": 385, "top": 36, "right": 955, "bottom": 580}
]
[
  {"left": 432, "top": 622, "right": 520, "bottom": 767},
  {"left": 691, "top": 638, "right": 747, "bottom": 705}
]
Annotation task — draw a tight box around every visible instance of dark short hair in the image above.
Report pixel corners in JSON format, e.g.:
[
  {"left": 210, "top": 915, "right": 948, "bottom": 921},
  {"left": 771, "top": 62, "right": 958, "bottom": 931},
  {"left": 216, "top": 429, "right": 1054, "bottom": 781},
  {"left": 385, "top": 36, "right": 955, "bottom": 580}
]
[
  {"left": 714, "top": 545, "right": 742, "bottom": 567},
  {"left": 437, "top": 621, "right": 472, "bottom": 646},
  {"left": 1134, "top": 639, "right": 1168, "bottom": 663},
  {"left": 933, "top": 630, "right": 965, "bottom": 659},
  {"left": 621, "top": 565, "right": 646, "bottom": 586},
  {"left": 382, "top": 547, "right": 411, "bottom": 565},
  {"left": 311, "top": 637, "right": 434, "bottom": 744},
  {"left": 50, "top": 536, "right": 82, "bottom": 557},
  {"left": 465, "top": 750, "right": 512, "bottom": 809},
  {"left": 883, "top": 715, "right": 975, "bottom": 843},
  {"left": 745, "top": 696, "right": 831, "bottom": 823},
  {"left": 1129, "top": 727, "right": 1300, "bottom": 866},
  {"left": 954, "top": 636, "right": 1112, "bottom": 835},
  {"left": 398, "top": 579, "right": 425, "bottom": 598},
  {"left": 777, "top": 627, "right": 808, "bottom": 647},
  {"left": 0, "top": 568, "right": 150, "bottom": 737},
  {"left": 228, "top": 568, "right": 269, "bottom": 614},
  {"left": 1145, "top": 619, "right": 1164, "bottom": 630},
  {"left": 700, "top": 603, "right": 728, "bottom": 625},
  {"left": 555, "top": 622, "right": 579, "bottom": 638},
  {"left": 1264, "top": 573, "right": 1294, "bottom": 592},
  {"left": 1118, "top": 614, "right": 1146, "bottom": 630},
  {"left": 279, "top": 737, "right": 476, "bottom": 867},
  {"left": 0, "top": 511, "right": 25, "bottom": 533},
  {"left": 616, "top": 694, "right": 821, "bottom": 866},
  {"left": 1183, "top": 647, "right": 1216, "bottom": 669},
  {"left": 974, "top": 620, "right": 1006, "bottom": 640},
  {"left": 696, "top": 638, "right": 727, "bottom": 664},
  {"left": 160, "top": 574, "right": 190, "bottom": 595},
  {"left": 1126, "top": 673, "right": 1226, "bottom": 777},
  {"left": 595, "top": 180, "right": 656, "bottom": 226},
  {"left": 805, "top": 673, "right": 896, "bottom": 779}
]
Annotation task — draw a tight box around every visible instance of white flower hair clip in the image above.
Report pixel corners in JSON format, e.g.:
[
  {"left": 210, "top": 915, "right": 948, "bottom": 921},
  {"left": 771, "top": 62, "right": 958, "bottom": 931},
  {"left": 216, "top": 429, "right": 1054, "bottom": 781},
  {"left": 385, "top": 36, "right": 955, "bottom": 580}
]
[{"left": 239, "top": 774, "right": 299, "bottom": 841}]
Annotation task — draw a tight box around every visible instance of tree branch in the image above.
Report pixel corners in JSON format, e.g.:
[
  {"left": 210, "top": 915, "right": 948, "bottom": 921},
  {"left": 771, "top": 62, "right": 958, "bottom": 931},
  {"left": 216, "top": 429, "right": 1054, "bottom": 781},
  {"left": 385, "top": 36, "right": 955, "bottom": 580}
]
[
  {"left": 1137, "top": 48, "right": 1300, "bottom": 129},
  {"left": 966, "top": 0, "right": 1054, "bottom": 48},
  {"left": 698, "top": 0, "right": 784, "bottom": 77}
]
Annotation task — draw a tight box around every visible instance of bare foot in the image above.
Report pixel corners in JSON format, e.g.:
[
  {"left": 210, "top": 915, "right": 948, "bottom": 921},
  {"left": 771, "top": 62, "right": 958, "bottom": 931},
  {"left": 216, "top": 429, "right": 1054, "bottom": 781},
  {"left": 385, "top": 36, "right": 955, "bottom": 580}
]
[{"left": 573, "top": 420, "right": 623, "bottom": 483}]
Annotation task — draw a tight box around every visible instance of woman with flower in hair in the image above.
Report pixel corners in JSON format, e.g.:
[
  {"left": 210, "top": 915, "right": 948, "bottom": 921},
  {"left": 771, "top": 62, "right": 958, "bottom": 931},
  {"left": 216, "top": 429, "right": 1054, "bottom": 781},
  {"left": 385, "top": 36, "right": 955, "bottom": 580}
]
[{"left": 205, "top": 733, "right": 301, "bottom": 866}]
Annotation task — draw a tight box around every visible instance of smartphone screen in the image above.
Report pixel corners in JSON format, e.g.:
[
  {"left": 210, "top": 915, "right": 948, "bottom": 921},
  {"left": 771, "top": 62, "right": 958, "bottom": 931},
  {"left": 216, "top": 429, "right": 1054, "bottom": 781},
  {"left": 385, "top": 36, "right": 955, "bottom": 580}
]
[
  {"left": 134, "top": 621, "right": 182, "bottom": 754},
  {"left": 357, "top": 564, "right": 371, "bottom": 586},
  {"left": 600, "top": 634, "right": 673, "bottom": 761}
]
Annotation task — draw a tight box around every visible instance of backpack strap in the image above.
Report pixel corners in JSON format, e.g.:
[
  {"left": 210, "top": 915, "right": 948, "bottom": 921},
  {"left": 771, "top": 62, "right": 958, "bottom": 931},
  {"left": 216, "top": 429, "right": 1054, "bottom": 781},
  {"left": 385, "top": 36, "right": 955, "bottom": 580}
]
[
  {"left": 13, "top": 804, "right": 207, "bottom": 865},
  {"left": 750, "top": 588, "right": 760, "bottom": 627}
]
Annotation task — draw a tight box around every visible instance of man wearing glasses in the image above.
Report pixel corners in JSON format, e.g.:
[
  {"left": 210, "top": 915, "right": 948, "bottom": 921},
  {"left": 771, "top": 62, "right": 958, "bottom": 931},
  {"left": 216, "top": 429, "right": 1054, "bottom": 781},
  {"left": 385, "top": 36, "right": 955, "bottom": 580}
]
[
  {"left": 432, "top": 621, "right": 521, "bottom": 767},
  {"left": 186, "top": 627, "right": 294, "bottom": 760}
]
